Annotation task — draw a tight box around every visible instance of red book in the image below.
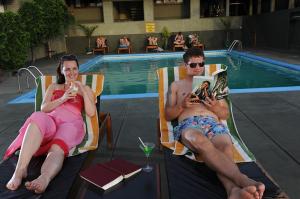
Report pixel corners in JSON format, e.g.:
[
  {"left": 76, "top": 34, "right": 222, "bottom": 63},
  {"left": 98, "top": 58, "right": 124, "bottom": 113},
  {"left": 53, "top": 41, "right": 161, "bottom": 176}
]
[{"left": 79, "top": 159, "right": 142, "bottom": 190}]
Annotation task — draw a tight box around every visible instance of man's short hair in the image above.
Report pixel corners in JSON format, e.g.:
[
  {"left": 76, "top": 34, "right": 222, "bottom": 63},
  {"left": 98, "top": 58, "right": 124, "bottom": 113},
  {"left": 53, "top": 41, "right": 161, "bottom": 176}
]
[{"left": 183, "top": 47, "right": 205, "bottom": 64}]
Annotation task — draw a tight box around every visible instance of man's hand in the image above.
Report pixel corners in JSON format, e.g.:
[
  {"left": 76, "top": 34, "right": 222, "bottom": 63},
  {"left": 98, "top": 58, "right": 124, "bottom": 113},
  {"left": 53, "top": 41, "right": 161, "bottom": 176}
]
[
  {"left": 202, "top": 95, "right": 229, "bottom": 120},
  {"left": 201, "top": 94, "right": 217, "bottom": 108},
  {"left": 182, "top": 93, "right": 201, "bottom": 108}
]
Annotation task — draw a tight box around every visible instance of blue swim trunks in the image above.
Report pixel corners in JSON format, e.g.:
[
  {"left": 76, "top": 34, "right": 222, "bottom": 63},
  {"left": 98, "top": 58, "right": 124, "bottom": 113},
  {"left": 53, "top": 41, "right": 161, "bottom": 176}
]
[{"left": 173, "top": 116, "right": 229, "bottom": 140}]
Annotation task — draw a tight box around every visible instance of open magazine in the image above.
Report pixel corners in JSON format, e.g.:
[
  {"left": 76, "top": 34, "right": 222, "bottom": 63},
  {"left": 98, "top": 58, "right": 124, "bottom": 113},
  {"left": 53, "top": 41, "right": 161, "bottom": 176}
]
[{"left": 191, "top": 67, "right": 229, "bottom": 102}]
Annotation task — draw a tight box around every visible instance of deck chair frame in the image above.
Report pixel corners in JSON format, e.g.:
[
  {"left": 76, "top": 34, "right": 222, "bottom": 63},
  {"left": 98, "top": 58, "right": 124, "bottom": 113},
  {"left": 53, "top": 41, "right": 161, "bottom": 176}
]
[{"left": 156, "top": 65, "right": 289, "bottom": 199}]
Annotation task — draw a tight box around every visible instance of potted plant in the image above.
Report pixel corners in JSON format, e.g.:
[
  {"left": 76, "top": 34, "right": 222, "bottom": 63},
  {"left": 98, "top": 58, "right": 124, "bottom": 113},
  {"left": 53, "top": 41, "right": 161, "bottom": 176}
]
[
  {"left": 161, "top": 26, "right": 171, "bottom": 50},
  {"left": 77, "top": 24, "right": 98, "bottom": 54}
]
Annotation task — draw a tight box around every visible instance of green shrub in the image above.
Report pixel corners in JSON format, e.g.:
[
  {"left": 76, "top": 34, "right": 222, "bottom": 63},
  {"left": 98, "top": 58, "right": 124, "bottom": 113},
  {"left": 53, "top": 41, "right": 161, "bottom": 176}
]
[
  {"left": 0, "top": 12, "right": 30, "bottom": 70},
  {"left": 19, "top": 1, "right": 45, "bottom": 63}
]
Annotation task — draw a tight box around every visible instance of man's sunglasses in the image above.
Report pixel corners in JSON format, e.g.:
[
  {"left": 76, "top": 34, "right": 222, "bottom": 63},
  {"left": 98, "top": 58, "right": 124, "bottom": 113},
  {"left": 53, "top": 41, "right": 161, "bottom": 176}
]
[{"left": 188, "top": 62, "right": 205, "bottom": 68}]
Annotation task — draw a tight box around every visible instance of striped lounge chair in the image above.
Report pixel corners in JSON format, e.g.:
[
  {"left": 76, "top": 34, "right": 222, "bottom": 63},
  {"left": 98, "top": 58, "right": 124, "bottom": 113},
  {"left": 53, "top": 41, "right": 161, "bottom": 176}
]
[
  {"left": 0, "top": 73, "right": 112, "bottom": 199},
  {"left": 157, "top": 65, "right": 289, "bottom": 199}
]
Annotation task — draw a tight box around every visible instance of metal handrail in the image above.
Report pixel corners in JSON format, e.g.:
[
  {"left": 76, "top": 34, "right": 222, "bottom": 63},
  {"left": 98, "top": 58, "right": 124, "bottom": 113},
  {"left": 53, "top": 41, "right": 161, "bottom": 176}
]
[
  {"left": 227, "top": 40, "right": 242, "bottom": 52},
  {"left": 17, "top": 66, "right": 43, "bottom": 93},
  {"left": 27, "top": 65, "right": 43, "bottom": 76}
]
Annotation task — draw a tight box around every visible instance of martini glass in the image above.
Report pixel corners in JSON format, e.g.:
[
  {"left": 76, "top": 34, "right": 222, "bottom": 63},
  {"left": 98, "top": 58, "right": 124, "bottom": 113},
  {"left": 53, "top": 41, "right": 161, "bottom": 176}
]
[{"left": 139, "top": 142, "right": 155, "bottom": 172}]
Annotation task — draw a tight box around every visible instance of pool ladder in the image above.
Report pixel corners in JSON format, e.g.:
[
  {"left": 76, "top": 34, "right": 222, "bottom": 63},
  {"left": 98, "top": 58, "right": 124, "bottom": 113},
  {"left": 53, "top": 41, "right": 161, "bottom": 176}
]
[
  {"left": 17, "top": 66, "right": 43, "bottom": 93},
  {"left": 228, "top": 40, "right": 242, "bottom": 52}
]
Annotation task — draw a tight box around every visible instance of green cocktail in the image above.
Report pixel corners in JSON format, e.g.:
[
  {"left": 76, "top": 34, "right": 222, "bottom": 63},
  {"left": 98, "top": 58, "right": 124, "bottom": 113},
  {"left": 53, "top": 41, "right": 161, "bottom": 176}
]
[
  {"left": 139, "top": 142, "right": 155, "bottom": 172},
  {"left": 143, "top": 145, "right": 153, "bottom": 157}
]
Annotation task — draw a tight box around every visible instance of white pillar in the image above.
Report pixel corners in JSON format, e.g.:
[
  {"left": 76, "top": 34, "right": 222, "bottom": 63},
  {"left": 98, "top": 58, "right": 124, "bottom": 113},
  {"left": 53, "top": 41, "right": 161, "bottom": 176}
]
[
  {"left": 249, "top": 0, "right": 253, "bottom": 16},
  {"left": 271, "top": 0, "right": 275, "bottom": 12},
  {"left": 257, "top": 0, "right": 261, "bottom": 14},
  {"left": 103, "top": 0, "right": 113, "bottom": 24},
  {"left": 289, "top": 0, "right": 295, "bottom": 9},
  {"left": 144, "top": 0, "right": 154, "bottom": 21},
  {"left": 0, "top": 4, "right": 4, "bottom": 13},
  {"left": 226, "top": 0, "right": 230, "bottom": 16},
  {"left": 190, "top": 0, "right": 200, "bottom": 19}
]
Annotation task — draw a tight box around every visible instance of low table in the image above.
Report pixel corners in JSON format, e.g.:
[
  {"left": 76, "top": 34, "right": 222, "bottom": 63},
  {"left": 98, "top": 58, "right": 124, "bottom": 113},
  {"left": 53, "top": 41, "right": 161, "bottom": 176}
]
[{"left": 75, "top": 164, "right": 161, "bottom": 199}]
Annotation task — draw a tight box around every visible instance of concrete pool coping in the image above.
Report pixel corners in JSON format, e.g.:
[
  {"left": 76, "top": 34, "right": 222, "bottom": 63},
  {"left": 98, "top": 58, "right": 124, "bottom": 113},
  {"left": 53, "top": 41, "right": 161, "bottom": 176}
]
[{"left": 7, "top": 50, "right": 300, "bottom": 104}]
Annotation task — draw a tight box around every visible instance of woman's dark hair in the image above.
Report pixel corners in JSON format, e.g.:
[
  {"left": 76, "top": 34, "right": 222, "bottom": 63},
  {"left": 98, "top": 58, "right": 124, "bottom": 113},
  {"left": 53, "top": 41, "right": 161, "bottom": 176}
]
[
  {"left": 183, "top": 47, "right": 205, "bottom": 64},
  {"left": 56, "top": 54, "right": 79, "bottom": 84}
]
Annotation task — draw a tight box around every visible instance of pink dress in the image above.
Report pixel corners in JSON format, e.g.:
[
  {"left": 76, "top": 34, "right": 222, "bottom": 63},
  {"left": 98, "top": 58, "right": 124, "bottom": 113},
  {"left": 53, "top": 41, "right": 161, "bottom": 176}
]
[{"left": 3, "top": 90, "right": 85, "bottom": 160}]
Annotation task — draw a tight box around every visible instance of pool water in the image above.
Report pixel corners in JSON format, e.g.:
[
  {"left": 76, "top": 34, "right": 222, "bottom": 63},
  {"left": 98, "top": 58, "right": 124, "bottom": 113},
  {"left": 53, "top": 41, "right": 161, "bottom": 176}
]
[{"left": 85, "top": 55, "right": 300, "bottom": 95}]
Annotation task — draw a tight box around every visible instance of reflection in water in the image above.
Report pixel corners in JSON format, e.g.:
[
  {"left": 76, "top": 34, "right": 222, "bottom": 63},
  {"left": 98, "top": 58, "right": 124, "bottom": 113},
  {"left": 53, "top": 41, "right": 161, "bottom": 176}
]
[{"left": 87, "top": 56, "right": 300, "bottom": 95}]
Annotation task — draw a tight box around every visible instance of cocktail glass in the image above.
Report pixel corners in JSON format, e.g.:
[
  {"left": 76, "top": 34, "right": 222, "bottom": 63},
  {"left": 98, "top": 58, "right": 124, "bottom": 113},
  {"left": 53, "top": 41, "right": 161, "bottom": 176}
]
[
  {"left": 70, "top": 82, "right": 78, "bottom": 102},
  {"left": 139, "top": 142, "right": 155, "bottom": 172}
]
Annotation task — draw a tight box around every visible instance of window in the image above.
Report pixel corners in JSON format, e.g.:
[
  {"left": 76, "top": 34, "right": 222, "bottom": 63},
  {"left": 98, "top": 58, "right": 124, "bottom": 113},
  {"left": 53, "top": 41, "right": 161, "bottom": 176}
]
[
  {"left": 154, "top": 0, "right": 190, "bottom": 20},
  {"left": 296, "top": 0, "right": 300, "bottom": 7},
  {"left": 200, "top": 0, "right": 226, "bottom": 18},
  {"left": 65, "top": 0, "right": 103, "bottom": 8},
  {"left": 229, "top": 0, "right": 250, "bottom": 16},
  {"left": 65, "top": 0, "right": 104, "bottom": 23},
  {"left": 113, "top": 1, "right": 144, "bottom": 22},
  {"left": 261, "top": 0, "right": 271, "bottom": 13},
  {"left": 275, "top": 0, "right": 288, "bottom": 11}
]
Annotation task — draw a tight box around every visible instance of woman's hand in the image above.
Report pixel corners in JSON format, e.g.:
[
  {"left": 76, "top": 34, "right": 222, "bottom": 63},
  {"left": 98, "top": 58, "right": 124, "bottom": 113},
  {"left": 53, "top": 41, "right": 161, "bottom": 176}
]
[
  {"left": 61, "top": 87, "right": 76, "bottom": 102},
  {"left": 72, "top": 81, "right": 85, "bottom": 93}
]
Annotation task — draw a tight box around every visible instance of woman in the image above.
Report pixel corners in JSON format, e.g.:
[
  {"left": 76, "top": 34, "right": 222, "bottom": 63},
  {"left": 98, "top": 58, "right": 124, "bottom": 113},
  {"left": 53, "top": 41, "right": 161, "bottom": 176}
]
[
  {"left": 5, "top": 54, "right": 96, "bottom": 193},
  {"left": 119, "top": 36, "right": 130, "bottom": 48},
  {"left": 174, "top": 32, "right": 185, "bottom": 45},
  {"left": 96, "top": 36, "right": 106, "bottom": 48}
]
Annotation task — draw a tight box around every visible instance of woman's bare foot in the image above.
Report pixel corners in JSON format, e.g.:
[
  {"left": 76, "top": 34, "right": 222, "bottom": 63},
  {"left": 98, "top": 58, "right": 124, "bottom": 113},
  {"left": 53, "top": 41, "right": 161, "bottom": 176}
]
[
  {"left": 25, "top": 175, "right": 50, "bottom": 194},
  {"left": 229, "top": 186, "right": 257, "bottom": 199},
  {"left": 6, "top": 168, "right": 27, "bottom": 191}
]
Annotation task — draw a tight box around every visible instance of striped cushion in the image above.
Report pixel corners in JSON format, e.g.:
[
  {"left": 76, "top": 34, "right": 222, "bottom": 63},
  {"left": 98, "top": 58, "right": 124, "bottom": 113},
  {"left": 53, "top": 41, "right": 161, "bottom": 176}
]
[
  {"left": 35, "top": 74, "right": 104, "bottom": 156},
  {"left": 157, "top": 64, "right": 255, "bottom": 162}
]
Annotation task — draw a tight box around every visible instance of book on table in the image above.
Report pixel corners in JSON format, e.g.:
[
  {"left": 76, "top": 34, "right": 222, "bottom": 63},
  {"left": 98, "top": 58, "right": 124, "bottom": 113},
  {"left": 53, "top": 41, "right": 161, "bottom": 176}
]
[
  {"left": 79, "top": 159, "right": 142, "bottom": 190},
  {"left": 191, "top": 67, "right": 229, "bottom": 102}
]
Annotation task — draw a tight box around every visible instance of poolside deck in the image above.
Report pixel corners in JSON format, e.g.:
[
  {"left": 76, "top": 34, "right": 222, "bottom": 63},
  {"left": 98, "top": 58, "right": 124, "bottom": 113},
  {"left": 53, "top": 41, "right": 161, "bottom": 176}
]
[{"left": 0, "top": 50, "right": 300, "bottom": 199}]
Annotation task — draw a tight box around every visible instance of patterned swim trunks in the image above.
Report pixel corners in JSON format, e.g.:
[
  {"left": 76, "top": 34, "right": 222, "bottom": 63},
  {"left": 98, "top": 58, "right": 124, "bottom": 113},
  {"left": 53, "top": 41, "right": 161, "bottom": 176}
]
[{"left": 173, "top": 115, "right": 229, "bottom": 140}]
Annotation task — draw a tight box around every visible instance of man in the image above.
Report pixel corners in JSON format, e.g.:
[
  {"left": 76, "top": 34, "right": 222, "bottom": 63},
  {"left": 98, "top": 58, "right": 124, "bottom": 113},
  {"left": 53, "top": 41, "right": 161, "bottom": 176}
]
[
  {"left": 194, "top": 80, "right": 211, "bottom": 101},
  {"left": 164, "top": 47, "right": 265, "bottom": 199}
]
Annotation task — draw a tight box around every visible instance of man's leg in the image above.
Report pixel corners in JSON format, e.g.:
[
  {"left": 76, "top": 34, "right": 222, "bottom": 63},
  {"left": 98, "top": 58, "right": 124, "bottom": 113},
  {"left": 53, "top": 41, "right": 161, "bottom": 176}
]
[
  {"left": 181, "top": 129, "right": 265, "bottom": 199},
  {"left": 211, "top": 134, "right": 259, "bottom": 199},
  {"left": 6, "top": 123, "right": 43, "bottom": 190},
  {"left": 25, "top": 144, "right": 65, "bottom": 193}
]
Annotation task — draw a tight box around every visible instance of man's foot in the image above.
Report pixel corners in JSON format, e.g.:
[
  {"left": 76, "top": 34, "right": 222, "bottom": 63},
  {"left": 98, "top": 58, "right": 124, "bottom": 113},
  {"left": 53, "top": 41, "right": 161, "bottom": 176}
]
[
  {"left": 238, "top": 175, "right": 265, "bottom": 199},
  {"left": 25, "top": 175, "right": 50, "bottom": 194},
  {"left": 229, "top": 186, "right": 257, "bottom": 199},
  {"left": 6, "top": 169, "right": 27, "bottom": 191}
]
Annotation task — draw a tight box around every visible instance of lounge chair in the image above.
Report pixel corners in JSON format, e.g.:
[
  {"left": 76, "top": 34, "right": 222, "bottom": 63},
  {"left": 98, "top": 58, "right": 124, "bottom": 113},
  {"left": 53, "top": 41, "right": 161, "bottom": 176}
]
[
  {"left": 0, "top": 73, "right": 112, "bottom": 198},
  {"left": 156, "top": 65, "right": 289, "bottom": 199},
  {"left": 146, "top": 36, "right": 158, "bottom": 53},
  {"left": 93, "top": 37, "right": 109, "bottom": 54}
]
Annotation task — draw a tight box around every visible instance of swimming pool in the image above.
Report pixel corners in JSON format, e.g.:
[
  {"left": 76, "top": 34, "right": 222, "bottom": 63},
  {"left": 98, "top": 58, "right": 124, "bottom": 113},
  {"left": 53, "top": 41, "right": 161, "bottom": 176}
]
[
  {"left": 81, "top": 51, "right": 300, "bottom": 96},
  {"left": 8, "top": 50, "right": 300, "bottom": 104}
]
